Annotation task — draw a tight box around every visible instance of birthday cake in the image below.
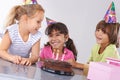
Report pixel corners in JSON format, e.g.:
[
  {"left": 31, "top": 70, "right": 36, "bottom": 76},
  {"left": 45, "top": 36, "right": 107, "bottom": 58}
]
[{"left": 41, "top": 59, "right": 74, "bottom": 76}]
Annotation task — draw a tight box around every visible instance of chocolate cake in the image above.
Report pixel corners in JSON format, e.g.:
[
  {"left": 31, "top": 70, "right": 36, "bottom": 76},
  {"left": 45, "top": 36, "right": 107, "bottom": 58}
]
[{"left": 41, "top": 59, "right": 74, "bottom": 76}]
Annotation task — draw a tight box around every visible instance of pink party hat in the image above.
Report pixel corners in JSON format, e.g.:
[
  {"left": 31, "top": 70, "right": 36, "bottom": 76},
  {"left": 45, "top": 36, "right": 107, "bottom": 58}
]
[
  {"left": 46, "top": 17, "right": 56, "bottom": 26},
  {"left": 23, "top": 0, "right": 38, "bottom": 5},
  {"left": 104, "top": 2, "right": 116, "bottom": 23}
]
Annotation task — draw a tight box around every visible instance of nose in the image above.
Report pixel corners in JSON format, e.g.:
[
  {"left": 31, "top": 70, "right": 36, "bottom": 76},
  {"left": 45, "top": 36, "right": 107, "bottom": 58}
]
[
  {"left": 51, "top": 36, "right": 56, "bottom": 40},
  {"left": 49, "top": 35, "right": 57, "bottom": 42},
  {"left": 98, "top": 30, "right": 103, "bottom": 36}
]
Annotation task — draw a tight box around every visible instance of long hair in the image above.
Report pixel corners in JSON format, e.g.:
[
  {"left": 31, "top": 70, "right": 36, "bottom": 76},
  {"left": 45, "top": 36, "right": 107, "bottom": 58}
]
[
  {"left": 65, "top": 38, "right": 77, "bottom": 60},
  {"left": 4, "top": 4, "right": 44, "bottom": 27},
  {"left": 96, "top": 20, "right": 120, "bottom": 48},
  {"left": 45, "top": 22, "right": 78, "bottom": 60}
]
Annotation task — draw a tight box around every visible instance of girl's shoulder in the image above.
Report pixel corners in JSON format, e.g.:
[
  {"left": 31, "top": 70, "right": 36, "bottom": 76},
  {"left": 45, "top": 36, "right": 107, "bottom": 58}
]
[
  {"left": 30, "top": 31, "right": 42, "bottom": 45},
  {"left": 6, "top": 24, "right": 18, "bottom": 30},
  {"left": 92, "top": 44, "right": 100, "bottom": 49},
  {"left": 30, "top": 30, "right": 42, "bottom": 39},
  {"left": 93, "top": 44, "right": 100, "bottom": 47},
  {"left": 106, "top": 44, "right": 116, "bottom": 51},
  {"left": 35, "top": 30, "right": 41, "bottom": 35},
  {"left": 64, "top": 48, "right": 73, "bottom": 54},
  {"left": 107, "top": 44, "right": 116, "bottom": 48},
  {"left": 5, "top": 24, "right": 18, "bottom": 40}
]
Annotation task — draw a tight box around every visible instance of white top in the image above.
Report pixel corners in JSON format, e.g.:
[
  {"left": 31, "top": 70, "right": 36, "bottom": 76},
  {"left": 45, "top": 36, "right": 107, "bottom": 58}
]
[{"left": 6, "top": 24, "right": 42, "bottom": 58}]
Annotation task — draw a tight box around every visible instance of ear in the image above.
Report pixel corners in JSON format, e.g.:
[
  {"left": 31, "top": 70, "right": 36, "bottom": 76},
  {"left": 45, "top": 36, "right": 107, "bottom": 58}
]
[
  {"left": 65, "top": 34, "right": 69, "bottom": 42},
  {"left": 21, "top": 14, "right": 28, "bottom": 21}
]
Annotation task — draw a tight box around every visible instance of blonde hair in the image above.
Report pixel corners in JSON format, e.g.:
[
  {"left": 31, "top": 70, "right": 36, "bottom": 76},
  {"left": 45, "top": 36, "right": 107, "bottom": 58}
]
[{"left": 5, "top": 4, "right": 44, "bottom": 27}]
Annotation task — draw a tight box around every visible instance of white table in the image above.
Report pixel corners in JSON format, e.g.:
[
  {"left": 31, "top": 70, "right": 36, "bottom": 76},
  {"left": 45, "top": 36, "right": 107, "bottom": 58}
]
[{"left": 0, "top": 58, "right": 87, "bottom": 80}]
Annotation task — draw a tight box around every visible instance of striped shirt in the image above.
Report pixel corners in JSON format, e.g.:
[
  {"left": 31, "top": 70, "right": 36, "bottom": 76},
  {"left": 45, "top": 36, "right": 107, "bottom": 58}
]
[{"left": 6, "top": 24, "right": 42, "bottom": 58}]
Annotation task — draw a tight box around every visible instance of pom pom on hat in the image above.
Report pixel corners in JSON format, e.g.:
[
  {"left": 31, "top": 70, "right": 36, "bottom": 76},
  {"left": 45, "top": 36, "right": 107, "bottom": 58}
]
[
  {"left": 46, "top": 17, "right": 56, "bottom": 26},
  {"left": 23, "top": 0, "right": 38, "bottom": 5},
  {"left": 104, "top": 2, "right": 116, "bottom": 23}
]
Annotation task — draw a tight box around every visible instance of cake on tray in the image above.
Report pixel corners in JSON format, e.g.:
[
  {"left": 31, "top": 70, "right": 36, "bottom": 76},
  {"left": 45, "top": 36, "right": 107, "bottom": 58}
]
[{"left": 41, "top": 59, "right": 74, "bottom": 76}]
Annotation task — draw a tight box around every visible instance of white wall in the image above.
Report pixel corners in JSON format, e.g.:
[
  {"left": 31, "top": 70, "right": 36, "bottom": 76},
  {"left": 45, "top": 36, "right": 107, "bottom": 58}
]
[
  {"left": 39, "top": 0, "right": 120, "bottom": 63},
  {"left": 0, "top": 0, "right": 120, "bottom": 63},
  {"left": 0, "top": 0, "right": 22, "bottom": 30}
]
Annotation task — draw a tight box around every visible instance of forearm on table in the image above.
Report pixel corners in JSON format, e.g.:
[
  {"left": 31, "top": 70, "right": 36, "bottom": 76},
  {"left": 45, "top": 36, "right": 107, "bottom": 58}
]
[
  {"left": 72, "top": 62, "right": 84, "bottom": 69},
  {"left": 29, "top": 55, "right": 39, "bottom": 64},
  {"left": 0, "top": 50, "right": 14, "bottom": 62}
]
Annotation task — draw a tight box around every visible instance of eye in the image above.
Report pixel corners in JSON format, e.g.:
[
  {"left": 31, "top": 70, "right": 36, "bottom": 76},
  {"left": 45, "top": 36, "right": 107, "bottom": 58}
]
[
  {"left": 56, "top": 33, "right": 61, "bottom": 36},
  {"left": 101, "top": 28, "right": 107, "bottom": 34},
  {"left": 37, "top": 21, "right": 40, "bottom": 24},
  {"left": 96, "top": 29, "right": 100, "bottom": 32},
  {"left": 48, "top": 34, "right": 53, "bottom": 37}
]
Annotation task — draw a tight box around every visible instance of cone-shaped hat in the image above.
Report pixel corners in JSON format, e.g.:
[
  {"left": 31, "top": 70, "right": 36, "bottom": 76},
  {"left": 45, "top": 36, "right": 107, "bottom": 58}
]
[
  {"left": 46, "top": 17, "right": 56, "bottom": 26},
  {"left": 23, "top": 0, "right": 38, "bottom": 5},
  {"left": 104, "top": 2, "right": 116, "bottom": 23}
]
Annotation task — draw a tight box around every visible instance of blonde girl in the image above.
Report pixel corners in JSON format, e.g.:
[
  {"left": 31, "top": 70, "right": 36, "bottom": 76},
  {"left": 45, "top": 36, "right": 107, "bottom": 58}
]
[{"left": 0, "top": 3, "right": 44, "bottom": 66}]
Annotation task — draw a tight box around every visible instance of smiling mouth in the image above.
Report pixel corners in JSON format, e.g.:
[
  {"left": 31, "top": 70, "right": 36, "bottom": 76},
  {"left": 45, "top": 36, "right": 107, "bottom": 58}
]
[
  {"left": 50, "top": 41, "right": 60, "bottom": 48},
  {"left": 96, "top": 37, "right": 103, "bottom": 41},
  {"left": 51, "top": 42, "right": 58, "bottom": 45}
]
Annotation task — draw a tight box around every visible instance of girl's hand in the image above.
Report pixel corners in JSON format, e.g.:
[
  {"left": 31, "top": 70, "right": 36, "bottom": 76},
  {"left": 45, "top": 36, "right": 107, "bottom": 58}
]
[
  {"left": 11, "top": 55, "right": 22, "bottom": 64},
  {"left": 20, "top": 58, "right": 32, "bottom": 66}
]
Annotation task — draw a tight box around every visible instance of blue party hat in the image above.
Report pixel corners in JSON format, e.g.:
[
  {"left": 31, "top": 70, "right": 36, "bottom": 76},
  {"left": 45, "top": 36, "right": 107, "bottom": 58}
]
[
  {"left": 46, "top": 17, "right": 56, "bottom": 26},
  {"left": 104, "top": 2, "right": 116, "bottom": 23}
]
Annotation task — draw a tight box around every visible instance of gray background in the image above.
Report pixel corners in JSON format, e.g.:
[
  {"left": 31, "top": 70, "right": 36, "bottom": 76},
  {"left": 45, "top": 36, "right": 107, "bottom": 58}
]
[
  {"left": 0, "top": 0, "right": 120, "bottom": 63},
  {"left": 39, "top": 0, "right": 120, "bottom": 63}
]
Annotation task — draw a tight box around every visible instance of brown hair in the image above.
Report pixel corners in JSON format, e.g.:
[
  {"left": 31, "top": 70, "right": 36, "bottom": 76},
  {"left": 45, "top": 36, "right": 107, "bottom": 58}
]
[
  {"left": 96, "top": 20, "right": 120, "bottom": 47},
  {"left": 5, "top": 4, "right": 44, "bottom": 27},
  {"left": 45, "top": 22, "right": 78, "bottom": 60}
]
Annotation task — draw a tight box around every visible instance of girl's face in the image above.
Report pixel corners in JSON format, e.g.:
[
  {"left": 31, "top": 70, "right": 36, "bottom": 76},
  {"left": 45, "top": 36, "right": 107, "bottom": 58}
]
[
  {"left": 95, "top": 29, "right": 109, "bottom": 45},
  {"left": 48, "top": 30, "right": 68, "bottom": 50},
  {"left": 26, "top": 11, "right": 44, "bottom": 34}
]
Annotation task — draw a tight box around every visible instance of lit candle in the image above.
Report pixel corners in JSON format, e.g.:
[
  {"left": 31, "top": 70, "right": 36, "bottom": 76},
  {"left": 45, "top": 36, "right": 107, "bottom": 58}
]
[
  {"left": 55, "top": 49, "right": 59, "bottom": 60},
  {"left": 52, "top": 48, "right": 56, "bottom": 59},
  {"left": 61, "top": 54, "right": 65, "bottom": 61}
]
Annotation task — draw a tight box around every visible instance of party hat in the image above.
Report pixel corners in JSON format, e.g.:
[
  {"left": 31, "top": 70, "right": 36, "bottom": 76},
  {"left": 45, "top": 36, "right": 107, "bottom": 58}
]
[
  {"left": 23, "top": 0, "right": 38, "bottom": 5},
  {"left": 46, "top": 17, "right": 56, "bottom": 26},
  {"left": 104, "top": 2, "right": 116, "bottom": 23}
]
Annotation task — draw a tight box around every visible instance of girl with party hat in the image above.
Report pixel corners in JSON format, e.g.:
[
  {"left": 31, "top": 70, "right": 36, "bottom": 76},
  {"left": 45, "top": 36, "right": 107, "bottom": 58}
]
[
  {"left": 81, "top": 2, "right": 120, "bottom": 76},
  {"left": 0, "top": 0, "right": 45, "bottom": 66},
  {"left": 39, "top": 21, "right": 85, "bottom": 69},
  {"left": 77, "top": 2, "right": 120, "bottom": 72},
  {"left": 88, "top": 2, "right": 120, "bottom": 63}
]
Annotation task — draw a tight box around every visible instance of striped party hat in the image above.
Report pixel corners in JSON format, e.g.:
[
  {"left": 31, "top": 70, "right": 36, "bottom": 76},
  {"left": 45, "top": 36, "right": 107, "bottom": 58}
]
[
  {"left": 104, "top": 2, "right": 116, "bottom": 23},
  {"left": 46, "top": 17, "right": 56, "bottom": 26},
  {"left": 23, "top": 0, "right": 38, "bottom": 5}
]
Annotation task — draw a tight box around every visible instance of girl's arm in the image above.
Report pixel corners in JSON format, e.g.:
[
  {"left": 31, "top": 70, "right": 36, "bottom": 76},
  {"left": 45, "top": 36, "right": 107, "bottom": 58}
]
[
  {"left": 30, "top": 40, "right": 40, "bottom": 63},
  {"left": 67, "top": 59, "right": 84, "bottom": 69},
  {"left": 20, "top": 39, "right": 40, "bottom": 65},
  {"left": 30, "top": 39, "right": 40, "bottom": 63},
  {"left": 0, "top": 31, "right": 22, "bottom": 64}
]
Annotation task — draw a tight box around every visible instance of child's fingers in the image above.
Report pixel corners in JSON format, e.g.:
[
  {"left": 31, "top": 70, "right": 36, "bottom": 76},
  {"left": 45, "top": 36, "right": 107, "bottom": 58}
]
[
  {"left": 25, "top": 61, "right": 31, "bottom": 66},
  {"left": 20, "top": 59, "right": 26, "bottom": 65},
  {"left": 16, "top": 59, "right": 20, "bottom": 64},
  {"left": 18, "top": 56, "right": 22, "bottom": 62},
  {"left": 13, "top": 55, "right": 22, "bottom": 64},
  {"left": 20, "top": 58, "right": 32, "bottom": 66},
  {"left": 14, "top": 58, "right": 19, "bottom": 64}
]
